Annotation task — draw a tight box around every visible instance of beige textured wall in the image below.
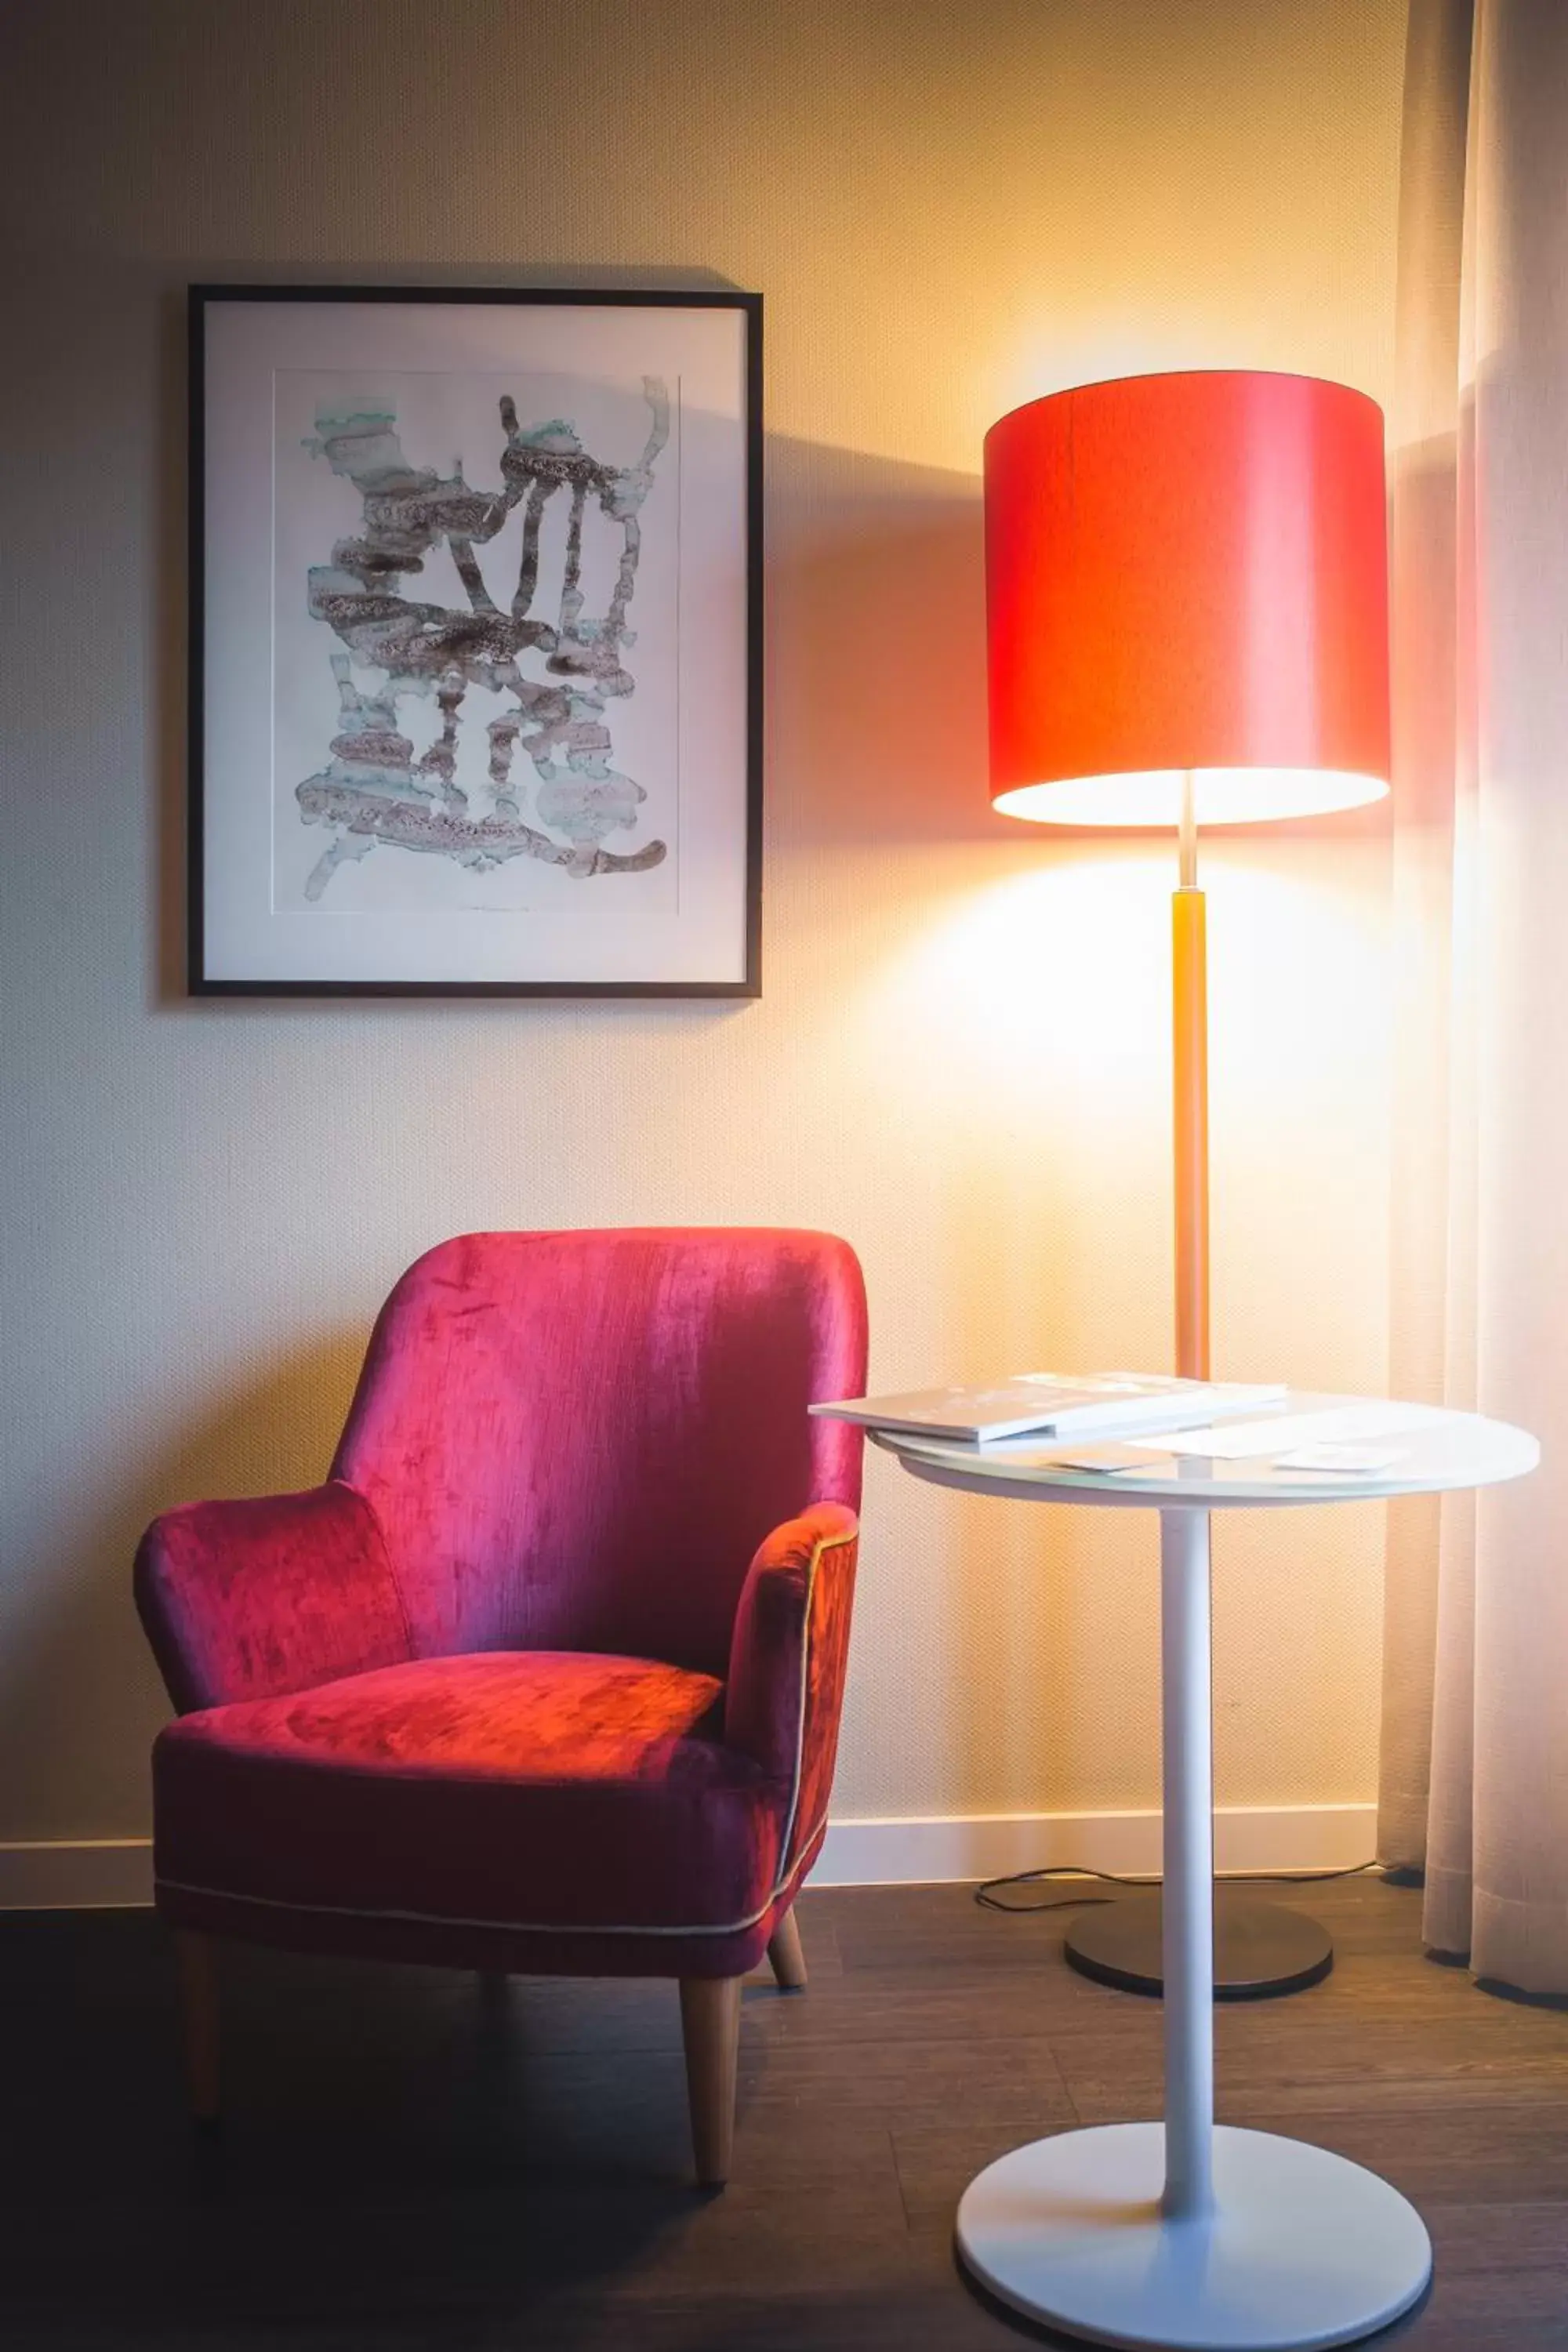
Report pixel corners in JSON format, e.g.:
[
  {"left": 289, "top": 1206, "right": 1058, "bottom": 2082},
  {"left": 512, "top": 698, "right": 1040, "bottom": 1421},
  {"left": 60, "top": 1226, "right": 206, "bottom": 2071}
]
[{"left": 0, "top": 0, "right": 1406, "bottom": 1844}]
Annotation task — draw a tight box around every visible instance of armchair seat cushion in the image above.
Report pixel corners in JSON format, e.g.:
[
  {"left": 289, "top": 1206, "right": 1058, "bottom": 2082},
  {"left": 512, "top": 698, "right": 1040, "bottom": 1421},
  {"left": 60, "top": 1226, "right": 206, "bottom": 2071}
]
[{"left": 153, "top": 1650, "right": 792, "bottom": 1960}]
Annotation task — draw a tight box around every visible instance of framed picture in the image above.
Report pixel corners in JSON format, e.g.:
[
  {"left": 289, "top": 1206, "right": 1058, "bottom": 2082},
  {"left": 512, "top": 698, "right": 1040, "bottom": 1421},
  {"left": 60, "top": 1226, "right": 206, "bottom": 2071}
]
[{"left": 188, "top": 286, "right": 762, "bottom": 996}]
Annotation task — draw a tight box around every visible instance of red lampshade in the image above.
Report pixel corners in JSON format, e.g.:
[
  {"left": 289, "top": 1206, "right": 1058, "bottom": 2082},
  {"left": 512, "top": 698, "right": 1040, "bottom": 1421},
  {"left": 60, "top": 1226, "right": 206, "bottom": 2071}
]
[{"left": 983, "top": 371, "right": 1391, "bottom": 825}]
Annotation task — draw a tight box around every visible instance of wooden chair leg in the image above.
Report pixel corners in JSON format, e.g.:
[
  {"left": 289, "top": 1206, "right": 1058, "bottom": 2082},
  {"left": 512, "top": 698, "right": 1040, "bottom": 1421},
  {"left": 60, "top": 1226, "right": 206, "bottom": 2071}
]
[
  {"left": 678, "top": 1975, "right": 741, "bottom": 2188},
  {"left": 767, "top": 1907, "right": 808, "bottom": 1991},
  {"left": 176, "top": 1929, "right": 220, "bottom": 2124}
]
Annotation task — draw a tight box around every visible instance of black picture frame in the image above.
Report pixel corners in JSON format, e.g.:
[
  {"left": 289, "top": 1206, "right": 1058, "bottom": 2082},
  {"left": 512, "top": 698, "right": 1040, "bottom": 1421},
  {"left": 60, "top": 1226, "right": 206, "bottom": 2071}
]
[{"left": 188, "top": 285, "right": 763, "bottom": 998}]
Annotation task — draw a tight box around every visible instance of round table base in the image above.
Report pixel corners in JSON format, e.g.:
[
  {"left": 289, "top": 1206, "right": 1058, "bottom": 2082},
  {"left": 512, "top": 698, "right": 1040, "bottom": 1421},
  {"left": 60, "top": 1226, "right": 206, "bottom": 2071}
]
[
  {"left": 956, "top": 2123, "right": 1431, "bottom": 2350},
  {"left": 1065, "top": 1895, "right": 1334, "bottom": 1999}
]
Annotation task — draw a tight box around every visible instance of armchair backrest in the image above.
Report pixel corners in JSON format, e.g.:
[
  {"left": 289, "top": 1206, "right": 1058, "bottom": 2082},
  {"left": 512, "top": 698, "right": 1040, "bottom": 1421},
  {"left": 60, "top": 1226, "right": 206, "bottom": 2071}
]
[{"left": 331, "top": 1229, "right": 868, "bottom": 1677}]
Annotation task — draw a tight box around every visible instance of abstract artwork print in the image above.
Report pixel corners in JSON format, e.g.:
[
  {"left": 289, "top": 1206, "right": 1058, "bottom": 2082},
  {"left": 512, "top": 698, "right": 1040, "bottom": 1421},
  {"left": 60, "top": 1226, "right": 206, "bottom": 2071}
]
[{"left": 276, "top": 372, "right": 676, "bottom": 913}]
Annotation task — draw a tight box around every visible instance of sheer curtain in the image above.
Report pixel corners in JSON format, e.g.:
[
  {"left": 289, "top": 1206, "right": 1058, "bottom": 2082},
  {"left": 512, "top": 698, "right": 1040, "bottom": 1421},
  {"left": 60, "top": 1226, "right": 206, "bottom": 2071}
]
[{"left": 1378, "top": 0, "right": 1568, "bottom": 1994}]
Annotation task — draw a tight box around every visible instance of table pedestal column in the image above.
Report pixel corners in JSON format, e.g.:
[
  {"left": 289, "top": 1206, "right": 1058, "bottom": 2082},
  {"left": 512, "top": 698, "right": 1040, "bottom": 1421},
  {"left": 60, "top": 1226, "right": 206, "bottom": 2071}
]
[
  {"left": 954, "top": 1505, "right": 1433, "bottom": 2350},
  {"left": 1159, "top": 1506, "right": 1214, "bottom": 2218}
]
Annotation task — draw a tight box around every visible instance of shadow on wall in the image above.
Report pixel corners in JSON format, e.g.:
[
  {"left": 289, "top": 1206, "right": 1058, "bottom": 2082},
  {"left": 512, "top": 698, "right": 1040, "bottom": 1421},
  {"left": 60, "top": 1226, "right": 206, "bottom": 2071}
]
[
  {"left": 766, "top": 433, "right": 993, "bottom": 850},
  {"left": 0, "top": 1331, "right": 369, "bottom": 1841}
]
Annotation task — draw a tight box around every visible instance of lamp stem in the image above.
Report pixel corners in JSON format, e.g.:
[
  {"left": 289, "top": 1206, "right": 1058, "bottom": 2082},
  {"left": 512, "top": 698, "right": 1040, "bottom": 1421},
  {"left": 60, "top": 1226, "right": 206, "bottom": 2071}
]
[
  {"left": 1172, "top": 771, "right": 1210, "bottom": 1379},
  {"left": 1178, "top": 766, "right": 1199, "bottom": 888}
]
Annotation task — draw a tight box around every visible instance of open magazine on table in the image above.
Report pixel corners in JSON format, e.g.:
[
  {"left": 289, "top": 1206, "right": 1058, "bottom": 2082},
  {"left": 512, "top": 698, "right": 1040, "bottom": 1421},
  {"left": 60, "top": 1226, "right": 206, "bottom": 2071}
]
[{"left": 810, "top": 1372, "right": 1287, "bottom": 1447}]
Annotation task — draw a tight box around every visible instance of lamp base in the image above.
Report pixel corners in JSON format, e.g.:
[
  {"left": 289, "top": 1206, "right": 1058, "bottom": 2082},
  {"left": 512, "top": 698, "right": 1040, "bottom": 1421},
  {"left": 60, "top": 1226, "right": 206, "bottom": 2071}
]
[{"left": 1064, "top": 1892, "right": 1333, "bottom": 2000}]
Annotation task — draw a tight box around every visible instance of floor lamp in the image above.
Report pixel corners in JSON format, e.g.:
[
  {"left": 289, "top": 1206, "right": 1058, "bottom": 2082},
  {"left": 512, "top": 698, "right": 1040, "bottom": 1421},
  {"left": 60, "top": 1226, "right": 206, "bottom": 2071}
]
[{"left": 983, "top": 370, "right": 1391, "bottom": 1998}]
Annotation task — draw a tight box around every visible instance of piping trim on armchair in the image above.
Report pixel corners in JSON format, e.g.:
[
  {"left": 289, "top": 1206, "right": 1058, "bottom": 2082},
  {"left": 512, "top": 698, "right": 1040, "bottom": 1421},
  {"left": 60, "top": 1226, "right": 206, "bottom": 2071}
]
[{"left": 154, "top": 1827, "right": 825, "bottom": 1940}]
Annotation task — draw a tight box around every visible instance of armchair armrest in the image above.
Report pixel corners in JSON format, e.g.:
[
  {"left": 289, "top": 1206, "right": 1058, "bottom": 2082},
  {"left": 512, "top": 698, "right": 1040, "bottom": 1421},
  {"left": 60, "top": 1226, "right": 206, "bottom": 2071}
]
[
  {"left": 724, "top": 1503, "right": 859, "bottom": 1881},
  {"left": 134, "top": 1479, "right": 412, "bottom": 1715}
]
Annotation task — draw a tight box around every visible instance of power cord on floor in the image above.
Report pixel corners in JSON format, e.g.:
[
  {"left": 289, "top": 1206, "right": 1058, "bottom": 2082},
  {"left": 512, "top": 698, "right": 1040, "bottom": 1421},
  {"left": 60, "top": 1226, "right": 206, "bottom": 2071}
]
[{"left": 974, "top": 1860, "right": 1387, "bottom": 1914}]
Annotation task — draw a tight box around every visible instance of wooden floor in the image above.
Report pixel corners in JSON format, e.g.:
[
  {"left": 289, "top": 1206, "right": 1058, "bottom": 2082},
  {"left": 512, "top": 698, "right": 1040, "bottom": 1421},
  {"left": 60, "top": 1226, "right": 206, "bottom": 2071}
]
[{"left": 9, "top": 1875, "right": 1568, "bottom": 2348}]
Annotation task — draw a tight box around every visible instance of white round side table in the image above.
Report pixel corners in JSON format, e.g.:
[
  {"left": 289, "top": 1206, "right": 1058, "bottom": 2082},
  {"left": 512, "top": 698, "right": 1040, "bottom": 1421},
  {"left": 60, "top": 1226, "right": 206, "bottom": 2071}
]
[{"left": 873, "top": 1392, "right": 1539, "bottom": 2352}]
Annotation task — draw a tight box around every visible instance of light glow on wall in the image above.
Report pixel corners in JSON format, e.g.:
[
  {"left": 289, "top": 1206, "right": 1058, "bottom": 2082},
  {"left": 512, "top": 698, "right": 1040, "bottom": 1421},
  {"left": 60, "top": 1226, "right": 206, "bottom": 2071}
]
[
  {"left": 854, "top": 839, "right": 1391, "bottom": 1227},
  {"left": 880, "top": 853, "right": 1171, "bottom": 1097}
]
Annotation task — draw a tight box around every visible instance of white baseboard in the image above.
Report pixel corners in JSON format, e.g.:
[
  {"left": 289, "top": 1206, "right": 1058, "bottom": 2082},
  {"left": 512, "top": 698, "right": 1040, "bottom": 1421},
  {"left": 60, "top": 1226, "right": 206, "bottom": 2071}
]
[
  {"left": 812, "top": 1803, "right": 1377, "bottom": 1888},
  {"left": 0, "top": 1838, "right": 155, "bottom": 1909},
  {"left": 0, "top": 1805, "right": 1375, "bottom": 1910}
]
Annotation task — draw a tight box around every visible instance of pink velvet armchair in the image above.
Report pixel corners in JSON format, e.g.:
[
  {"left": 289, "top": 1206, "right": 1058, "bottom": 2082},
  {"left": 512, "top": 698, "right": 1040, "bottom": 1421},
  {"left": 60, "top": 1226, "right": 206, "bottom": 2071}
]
[{"left": 135, "top": 1228, "right": 868, "bottom": 2185}]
